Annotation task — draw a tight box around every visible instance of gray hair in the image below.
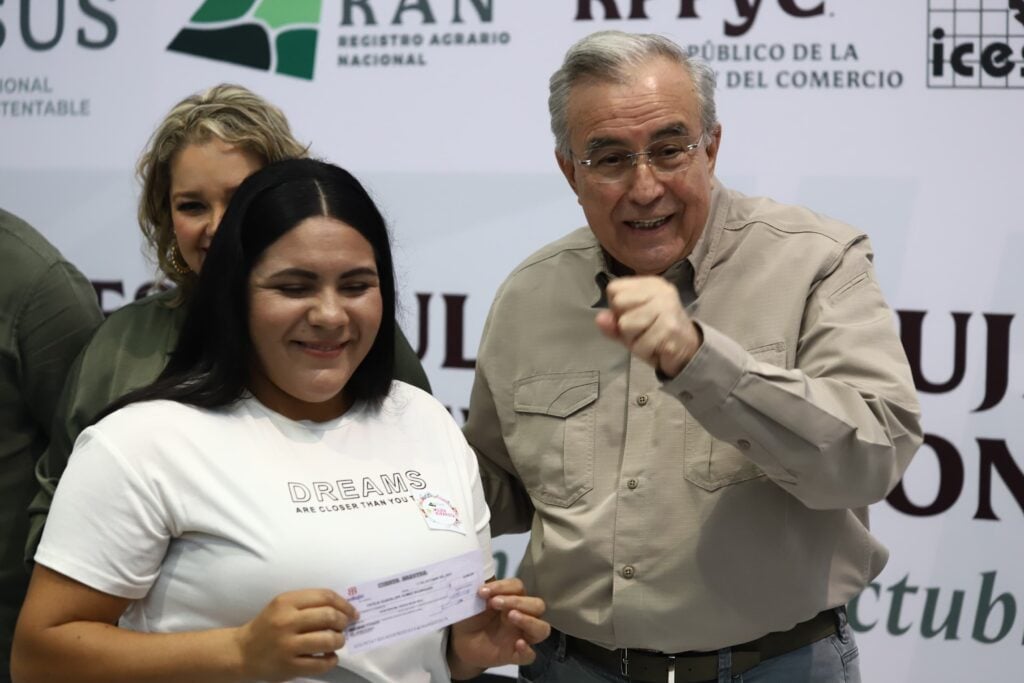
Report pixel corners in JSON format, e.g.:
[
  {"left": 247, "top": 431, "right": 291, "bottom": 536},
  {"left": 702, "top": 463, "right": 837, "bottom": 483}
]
[{"left": 548, "top": 31, "right": 718, "bottom": 158}]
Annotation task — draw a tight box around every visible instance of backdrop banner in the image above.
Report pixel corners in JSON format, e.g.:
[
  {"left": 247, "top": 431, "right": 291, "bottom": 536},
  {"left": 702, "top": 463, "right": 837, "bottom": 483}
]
[{"left": 1, "top": 1, "right": 1020, "bottom": 679}]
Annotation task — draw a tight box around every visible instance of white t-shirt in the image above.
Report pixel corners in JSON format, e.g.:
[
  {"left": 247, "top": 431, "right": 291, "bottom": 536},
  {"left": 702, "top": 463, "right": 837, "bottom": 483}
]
[{"left": 37, "top": 382, "right": 494, "bottom": 683}]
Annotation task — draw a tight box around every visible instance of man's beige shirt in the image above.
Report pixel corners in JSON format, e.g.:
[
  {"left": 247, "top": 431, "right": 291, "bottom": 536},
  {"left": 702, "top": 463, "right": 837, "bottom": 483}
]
[{"left": 464, "top": 182, "right": 922, "bottom": 652}]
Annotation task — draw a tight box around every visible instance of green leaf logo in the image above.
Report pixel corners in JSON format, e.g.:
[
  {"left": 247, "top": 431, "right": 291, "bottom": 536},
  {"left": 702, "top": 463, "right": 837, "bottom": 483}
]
[{"left": 168, "top": 0, "right": 322, "bottom": 80}]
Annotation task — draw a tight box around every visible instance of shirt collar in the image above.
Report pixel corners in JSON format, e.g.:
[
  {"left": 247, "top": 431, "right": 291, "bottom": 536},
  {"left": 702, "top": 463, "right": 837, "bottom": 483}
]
[
  {"left": 590, "top": 178, "right": 729, "bottom": 307},
  {"left": 688, "top": 178, "right": 730, "bottom": 294}
]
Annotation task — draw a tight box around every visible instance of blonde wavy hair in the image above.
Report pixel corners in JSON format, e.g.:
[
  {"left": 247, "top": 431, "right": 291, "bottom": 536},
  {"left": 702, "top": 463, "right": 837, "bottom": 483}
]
[{"left": 137, "top": 84, "right": 309, "bottom": 301}]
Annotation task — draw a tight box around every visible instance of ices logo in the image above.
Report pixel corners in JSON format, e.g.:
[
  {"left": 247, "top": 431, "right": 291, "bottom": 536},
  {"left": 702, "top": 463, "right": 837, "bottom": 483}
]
[
  {"left": 168, "top": 0, "right": 322, "bottom": 80},
  {"left": 928, "top": 0, "right": 1024, "bottom": 89}
]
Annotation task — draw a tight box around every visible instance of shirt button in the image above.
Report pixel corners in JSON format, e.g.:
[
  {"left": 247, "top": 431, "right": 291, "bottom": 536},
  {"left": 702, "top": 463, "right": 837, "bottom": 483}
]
[
  {"left": 627, "top": 478, "right": 639, "bottom": 490},
  {"left": 636, "top": 394, "right": 649, "bottom": 406},
  {"left": 622, "top": 565, "right": 636, "bottom": 579},
  {"left": 737, "top": 439, "right": 751, "bottom": 450},
  {"left": 680, "top": 391, "right": 693, "bottom": 402}
]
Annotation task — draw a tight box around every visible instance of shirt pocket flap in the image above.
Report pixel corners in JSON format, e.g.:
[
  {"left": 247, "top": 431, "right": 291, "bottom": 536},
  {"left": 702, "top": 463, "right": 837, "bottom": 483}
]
[
  {"left": 513, "top": 371, "right": 599, "bottom": 418},
  {"left": 749, "top": 341, "right": 787, "bottom": 368}
]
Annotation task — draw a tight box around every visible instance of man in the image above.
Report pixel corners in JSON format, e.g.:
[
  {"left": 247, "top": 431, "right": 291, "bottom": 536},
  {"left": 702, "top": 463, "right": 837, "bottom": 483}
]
[
  {"left": 463, "top": 31, "right": 921, "bottom": 682},
  {"left": 0, "top": 207, "right": 102, "bottom": 682}
]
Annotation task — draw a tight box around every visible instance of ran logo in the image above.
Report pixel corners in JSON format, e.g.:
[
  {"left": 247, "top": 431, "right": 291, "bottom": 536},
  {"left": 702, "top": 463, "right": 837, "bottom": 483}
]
[{"left": 168, "top": 0, "right": 323, "bottom": 80}]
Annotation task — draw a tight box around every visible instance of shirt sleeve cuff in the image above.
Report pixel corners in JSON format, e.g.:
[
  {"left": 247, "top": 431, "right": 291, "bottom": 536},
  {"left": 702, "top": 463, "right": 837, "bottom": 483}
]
[{"left": 659, "top": 322, "right": 749, "bottom": 414}]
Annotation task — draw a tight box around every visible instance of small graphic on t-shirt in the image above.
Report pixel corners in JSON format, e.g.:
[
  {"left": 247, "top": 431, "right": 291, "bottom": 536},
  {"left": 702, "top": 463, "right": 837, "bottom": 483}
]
[
  {"left": 417, "top": 493, "right": 465, "bottom": 534},
  {"left": 287, "top": 470, "right": 426, "bottom": 514}
]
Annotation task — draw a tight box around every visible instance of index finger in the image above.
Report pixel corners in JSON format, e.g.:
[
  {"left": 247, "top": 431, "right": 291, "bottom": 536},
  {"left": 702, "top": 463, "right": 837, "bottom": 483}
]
[
  {"left": 605, "top": 276, "right": 664, "bottom": 311},
  {"left": 288, "top": 589, "right": 359, "bottom": 620},
  {"left": 478, "top": 578, "right": 526, "bottom": 598}
]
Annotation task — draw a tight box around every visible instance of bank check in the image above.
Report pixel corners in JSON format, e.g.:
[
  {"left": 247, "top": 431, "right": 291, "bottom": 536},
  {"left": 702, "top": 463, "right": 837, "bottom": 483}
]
[{"left": 342, "top": 549, "right": 487, "bottom": 653}]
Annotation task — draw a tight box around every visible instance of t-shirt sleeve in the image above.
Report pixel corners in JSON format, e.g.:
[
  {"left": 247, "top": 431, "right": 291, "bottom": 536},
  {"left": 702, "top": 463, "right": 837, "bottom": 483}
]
[{"left": 34, "top": 425, "right": 172, "bottom": 600}]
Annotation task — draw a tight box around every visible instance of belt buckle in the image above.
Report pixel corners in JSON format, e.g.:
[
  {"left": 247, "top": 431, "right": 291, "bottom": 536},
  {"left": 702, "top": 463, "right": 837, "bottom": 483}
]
[{"left": 621, "top": 647, "right": 677, "bottom": 682}]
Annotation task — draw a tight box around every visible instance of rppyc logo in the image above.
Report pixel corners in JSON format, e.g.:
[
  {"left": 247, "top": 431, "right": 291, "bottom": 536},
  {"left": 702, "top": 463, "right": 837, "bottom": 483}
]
[
  {"left": 574, "top": 0, "right": 826, "bottom": 37},
  {"left": 168, "top": 0, "right": 323, "bottom": 80},
  {"left": 928, "top": 0, "right": 1024, "bottom": 88}
]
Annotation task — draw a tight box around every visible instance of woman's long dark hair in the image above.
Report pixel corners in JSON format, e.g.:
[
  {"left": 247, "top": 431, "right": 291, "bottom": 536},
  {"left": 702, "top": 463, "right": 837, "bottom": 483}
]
[{"left": 103, "top": 158, "right": 396, "bottom": 418}]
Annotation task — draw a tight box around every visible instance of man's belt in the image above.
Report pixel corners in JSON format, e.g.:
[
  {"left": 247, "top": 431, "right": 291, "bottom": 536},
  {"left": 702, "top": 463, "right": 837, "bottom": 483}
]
[{"left": 564, "top": 608, "right": 839, "bottom": 683}]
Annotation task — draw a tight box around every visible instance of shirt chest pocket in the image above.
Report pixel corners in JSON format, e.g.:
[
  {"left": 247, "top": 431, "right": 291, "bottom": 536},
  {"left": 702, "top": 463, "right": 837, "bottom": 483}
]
[
  {"left": 510, "top": 371, "right": 598, "bottom": 507},
  {"left": 683, "top": 343, "right": 786, "bottom": 491}
]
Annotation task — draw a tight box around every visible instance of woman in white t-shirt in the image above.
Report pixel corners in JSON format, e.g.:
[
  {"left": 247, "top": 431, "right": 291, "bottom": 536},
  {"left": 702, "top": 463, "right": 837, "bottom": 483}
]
[{"left": 12, "top": 159, "right": 549, "bottom": 683}]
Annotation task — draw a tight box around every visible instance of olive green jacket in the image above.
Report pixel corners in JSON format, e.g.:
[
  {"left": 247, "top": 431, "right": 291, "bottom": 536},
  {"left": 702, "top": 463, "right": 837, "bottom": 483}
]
[{"left": 0, "top": 208, "right": 102, "bottom": 680}]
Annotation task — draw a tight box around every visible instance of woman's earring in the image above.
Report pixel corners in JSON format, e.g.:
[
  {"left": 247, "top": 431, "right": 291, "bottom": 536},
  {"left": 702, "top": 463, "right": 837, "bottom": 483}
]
[{"left": 168, "top": 245, "right": 191, "bottom": 275}]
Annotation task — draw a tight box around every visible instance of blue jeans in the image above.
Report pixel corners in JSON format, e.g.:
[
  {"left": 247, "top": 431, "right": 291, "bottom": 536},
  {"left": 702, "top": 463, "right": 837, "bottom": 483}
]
[{"left": 519, "top": 611, "right": 860, "bottom": 683}]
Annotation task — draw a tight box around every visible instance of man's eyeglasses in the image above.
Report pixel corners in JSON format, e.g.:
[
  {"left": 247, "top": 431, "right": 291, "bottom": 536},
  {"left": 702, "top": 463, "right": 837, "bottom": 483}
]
[{"left": 574, "top": 134, "right": 706, "bottom": 185}]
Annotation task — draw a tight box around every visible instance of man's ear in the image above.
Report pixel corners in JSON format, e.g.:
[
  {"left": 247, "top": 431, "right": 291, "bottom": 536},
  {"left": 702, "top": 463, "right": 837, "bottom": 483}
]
[
  {"left": 704, "top": 123, "right": 722, "bottom": 177},
  {"left": 556, "top": 150, "right": 580, "bottom": 196}
]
